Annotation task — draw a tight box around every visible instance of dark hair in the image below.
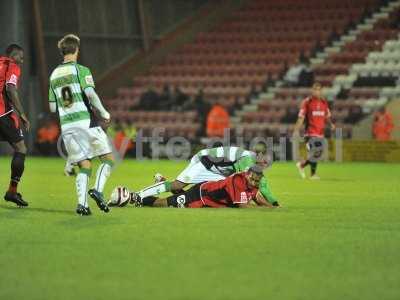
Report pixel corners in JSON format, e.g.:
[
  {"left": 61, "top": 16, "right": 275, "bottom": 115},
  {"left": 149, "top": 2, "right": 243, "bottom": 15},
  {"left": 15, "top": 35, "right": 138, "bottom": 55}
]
[
  {"left": 249, "top": 164, "right": 264, "bottom": 176},
  {"left": 58, "top": 34, "right": 80, "bottom": 56},
  {"left": 312, "top": 82, "right": 322, "bottom": 89},
  {"left": 5, "top": 44, "right": 23, "bottom": 56},
  {"left": 211, "top": 141, "right": 224, "bottom": 148}
]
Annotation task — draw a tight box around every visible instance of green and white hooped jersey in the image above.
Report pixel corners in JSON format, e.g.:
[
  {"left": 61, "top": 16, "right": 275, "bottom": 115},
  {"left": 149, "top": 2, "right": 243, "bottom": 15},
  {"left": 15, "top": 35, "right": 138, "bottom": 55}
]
[
  {"left": 194, "top": 146, "right": 256, "bottom": 174},
  {"left": 49, "top": 62, "right": 97, "bottom": 131},
  {"left": 195, "top": 146, "right": 253, "bottom": 161}
]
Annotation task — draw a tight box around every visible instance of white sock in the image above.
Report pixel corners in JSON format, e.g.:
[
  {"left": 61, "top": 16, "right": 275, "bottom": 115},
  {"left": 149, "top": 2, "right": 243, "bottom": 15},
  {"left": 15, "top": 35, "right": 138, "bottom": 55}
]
[
  {"left": 139, "top": 181, "right": 171, "bottom": 199},
  {"left": 76, "top": 172, "right": 89, "bottom": 207},
  {"left": 94, "top": 162, "right": 112, "bottom": 193}
]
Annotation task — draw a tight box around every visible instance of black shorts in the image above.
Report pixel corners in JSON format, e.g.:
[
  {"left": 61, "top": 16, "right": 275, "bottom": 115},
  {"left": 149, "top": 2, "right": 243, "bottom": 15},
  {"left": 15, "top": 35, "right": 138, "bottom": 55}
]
[
  {"left": 0, "top": 113, "right": 24, "bottom": 144},
  {"left": 166, "top": 184, "right": 202, "bottom": 208}
]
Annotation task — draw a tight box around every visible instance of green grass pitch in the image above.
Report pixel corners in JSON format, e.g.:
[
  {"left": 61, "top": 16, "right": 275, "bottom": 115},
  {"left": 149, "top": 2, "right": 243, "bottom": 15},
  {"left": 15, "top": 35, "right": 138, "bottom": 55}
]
[{"left": 0, "top": 157, "right": 399, "bottom": 300}]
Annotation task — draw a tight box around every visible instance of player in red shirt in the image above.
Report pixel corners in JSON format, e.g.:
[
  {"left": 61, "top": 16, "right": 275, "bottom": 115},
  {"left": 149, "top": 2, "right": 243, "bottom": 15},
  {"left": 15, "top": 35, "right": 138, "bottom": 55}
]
[
  {"left": 0, "top": 44, "right": 30, "bottom": 206},
  {"left": 134, "top": 165, "right": 279, "bottom": 208},
  {"left": 293, "top": 82, "right": 335, "bottom": 180}
]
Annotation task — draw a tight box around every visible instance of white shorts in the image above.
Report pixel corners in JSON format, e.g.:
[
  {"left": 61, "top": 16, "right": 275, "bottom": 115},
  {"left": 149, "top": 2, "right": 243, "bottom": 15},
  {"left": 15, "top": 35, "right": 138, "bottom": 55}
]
[
  {"left": 62, "top": 126, "right": 112, "bottom": 164},
  {"left": 176, "top": 156, "right": 226, "bottom": 184}
]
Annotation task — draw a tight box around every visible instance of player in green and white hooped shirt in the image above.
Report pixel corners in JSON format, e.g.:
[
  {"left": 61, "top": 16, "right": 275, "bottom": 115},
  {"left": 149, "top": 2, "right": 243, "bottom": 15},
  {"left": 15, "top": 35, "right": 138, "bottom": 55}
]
[
  {"left": 128, "top": 143, "right": 280, "bottom": 207},
  {"left": 49, "top": 34, "right": 114, "bottom": 215}
]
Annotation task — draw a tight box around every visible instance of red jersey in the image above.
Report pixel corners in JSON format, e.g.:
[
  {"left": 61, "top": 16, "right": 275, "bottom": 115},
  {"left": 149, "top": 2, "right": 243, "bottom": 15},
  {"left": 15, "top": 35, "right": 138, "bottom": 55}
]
[
  {"left": 198, "top": 172, "right": 258, "bottom": 208},
  {"left": 298, "top": 96, "right": 331, "bottom": 137},
  {"left": 0, "top": 56, "right": 21, "bottom": 116}
]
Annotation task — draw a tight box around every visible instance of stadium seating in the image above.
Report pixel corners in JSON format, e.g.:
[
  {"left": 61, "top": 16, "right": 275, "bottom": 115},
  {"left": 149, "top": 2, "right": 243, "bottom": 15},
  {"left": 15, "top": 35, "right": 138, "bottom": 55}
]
[
  {"left": 106, "top": 0, "right": 400, "bottom": 141},
  {"left": 238, "top": 1, "right": 400, "bottom": 140}
]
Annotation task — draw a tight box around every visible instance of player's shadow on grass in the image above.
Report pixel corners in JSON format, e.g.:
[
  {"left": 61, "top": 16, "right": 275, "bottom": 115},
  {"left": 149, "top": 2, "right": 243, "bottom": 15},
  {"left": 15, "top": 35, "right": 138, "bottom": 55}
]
[
  {"left": 320, "top": 178, "right": 350, "bottom": 182},
  {"left": 0, "top": 205, "right": 74, "bottom": 215}
]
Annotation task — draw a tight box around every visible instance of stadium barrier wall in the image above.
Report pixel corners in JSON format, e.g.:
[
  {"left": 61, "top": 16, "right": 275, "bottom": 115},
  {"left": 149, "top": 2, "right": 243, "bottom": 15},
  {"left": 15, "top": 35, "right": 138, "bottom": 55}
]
[{"left": 299, "top": 140, "right": 400, "bottom": 162}]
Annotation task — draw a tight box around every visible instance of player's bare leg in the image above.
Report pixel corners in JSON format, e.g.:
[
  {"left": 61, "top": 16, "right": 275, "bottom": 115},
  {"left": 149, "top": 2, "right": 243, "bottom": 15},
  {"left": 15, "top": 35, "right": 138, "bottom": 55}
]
[
  {"left": 4, "top": 140, "right": 28, "bottom": 207},
  {"left": 296, "top": 161, "right": 306, "bottom": 179},
  {"left": 154, "top": 198, "right": 168, "bottom": 207},
  {"left": 309, "top": 162, "right": 320, "bottom": 180},
  {"left": 170, "top": 180, "right": 187, "bottom": 193},
  {"left": 130, "top": 178, "right": 188, "bottom": 206}
]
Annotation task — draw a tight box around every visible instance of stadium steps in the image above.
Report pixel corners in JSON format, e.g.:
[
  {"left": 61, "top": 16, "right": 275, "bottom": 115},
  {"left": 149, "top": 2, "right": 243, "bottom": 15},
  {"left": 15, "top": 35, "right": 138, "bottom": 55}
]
[
  {"left": 232, "top": 0, "right": 391, "bottom": 127},
  {"left": 234, "top": 0, "right": 400, "bottom": 136},
  {"left": 310, "top": 6, "right": 394, "bottom": 66}
]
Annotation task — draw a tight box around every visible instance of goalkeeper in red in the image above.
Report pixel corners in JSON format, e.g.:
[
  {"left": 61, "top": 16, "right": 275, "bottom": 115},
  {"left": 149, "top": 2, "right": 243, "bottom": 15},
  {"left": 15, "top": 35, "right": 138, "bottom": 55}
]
[{"left": 293, "top": 82, "right": 335, "bottom": 179}]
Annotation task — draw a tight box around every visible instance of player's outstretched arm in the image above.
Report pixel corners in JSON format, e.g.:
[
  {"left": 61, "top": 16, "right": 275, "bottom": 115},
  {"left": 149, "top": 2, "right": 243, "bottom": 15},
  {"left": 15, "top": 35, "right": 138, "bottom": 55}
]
[
  {"left": 84, "top": 87, "right": 110, "bottom": 121},
  {"left": 254, "top": 191, "right": 281, "bottom": 208},
  {"left": 326, "top": 110, "right": 335, "bottom": 131},
  {"left": 237, "top": 203, "right": 253, "bottom": 208},
  {"left": 258, "top": 178, "right": 280, "bottom": 208},
  {"left": 293, "top": 116, "right": 304, "bottom": 137},
  {"left": 6, "top": 83, "right": 30, "bottom": 131}
]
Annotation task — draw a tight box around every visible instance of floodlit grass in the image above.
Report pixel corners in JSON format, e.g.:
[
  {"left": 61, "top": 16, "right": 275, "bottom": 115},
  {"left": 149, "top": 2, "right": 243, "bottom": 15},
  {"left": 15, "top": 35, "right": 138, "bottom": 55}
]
[{"left": 0, "top": 157, "right": 399, "bottom": 300}]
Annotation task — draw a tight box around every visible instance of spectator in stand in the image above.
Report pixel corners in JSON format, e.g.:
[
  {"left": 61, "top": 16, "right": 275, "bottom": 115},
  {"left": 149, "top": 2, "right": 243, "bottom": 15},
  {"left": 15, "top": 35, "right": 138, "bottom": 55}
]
[
  {"left": 298, "top": 59, "right": 314, "bottom": 87},
  {"left": 172, "top": 86, "right": 189, "bottom": 111},
  {"left": 283, "top": 58, "right": 308, "bottom": 87},
  {"left": 281, "top": 105, "right": 299, "bottom": 123},
  {"left": 139, "top": 85, "right": 159, "bottom": 110},
  {"left": 280, "top": 61, "right": 288, "bottom": 79},
  {"left": 159, "top": 84, "right": 172, "bottom": 110},
  {"left": 312, "top": 39, "right": 323, "bottom": 57},
  {"left": 390, "top": 8, "right": 400, "bottom": 29},
  {"left": 206, "top": 101, "right": 230, "bottom": 138},
  {"left": 347, "top": 19, "right": 356, "bottom": 30},
  {"left": 229, "top": 97, "right": 242, "bottom": 115},
  {"left": 328, "top": 28, "right": 340, "bottom": 44},
  {"left": 183, "top": 88, "right": 211, "bottom": 136},
  {"left": 261, "top": 73, "right": 274, "bottom": 92},
  {"left": 36, "top": 116, "right": 60, "bottom": 156},
  {"left": 372, "top": 107, "right": 394, "bottom": 141},
  {"left": 346, "top": 105, "right": 363, "bottom": 124},
  {"left": 246, "top": 83, "right": 259, "bottom": 104}
]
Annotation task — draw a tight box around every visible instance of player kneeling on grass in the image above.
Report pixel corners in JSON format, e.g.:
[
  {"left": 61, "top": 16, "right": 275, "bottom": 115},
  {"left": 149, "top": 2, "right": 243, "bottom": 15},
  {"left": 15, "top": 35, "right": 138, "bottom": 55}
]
[
  {"left": 132, "top": 165, "right": 280, "bottom": 208},
  {"left": 49, "top": 34, "right": 114, "bottom": 216},
  {"left": 126, "top": 144, "right": 278, "bottom": 207}
]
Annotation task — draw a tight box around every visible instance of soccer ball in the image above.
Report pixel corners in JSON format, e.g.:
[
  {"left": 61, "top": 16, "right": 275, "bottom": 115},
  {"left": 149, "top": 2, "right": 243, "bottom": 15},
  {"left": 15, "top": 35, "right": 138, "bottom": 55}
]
[{"left": 108, "top": 186, "right": 131, "bottom": 207}]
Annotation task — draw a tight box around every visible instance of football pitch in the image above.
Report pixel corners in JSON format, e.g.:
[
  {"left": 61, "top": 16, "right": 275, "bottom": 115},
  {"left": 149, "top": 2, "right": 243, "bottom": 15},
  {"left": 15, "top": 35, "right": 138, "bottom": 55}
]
[{"left": 0, "top": 157, "right": 399, "bottom": 300}]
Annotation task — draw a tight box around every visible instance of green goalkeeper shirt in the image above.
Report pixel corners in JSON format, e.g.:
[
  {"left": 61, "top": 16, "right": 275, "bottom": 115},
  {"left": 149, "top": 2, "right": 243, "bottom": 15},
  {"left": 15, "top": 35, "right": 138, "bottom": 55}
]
[{"left": 234, "top": 155, "right": 277, "bottom": 204}]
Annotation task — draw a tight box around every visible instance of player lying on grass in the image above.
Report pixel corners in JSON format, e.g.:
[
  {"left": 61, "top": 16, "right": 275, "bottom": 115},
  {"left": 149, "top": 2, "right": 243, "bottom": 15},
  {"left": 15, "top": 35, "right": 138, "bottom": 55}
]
[
  {"left": 131, "top": 165, "right": 280, "bottom": 208},
  {"left": 127, "top": 144, "right": 279, "bottom": 207}
]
